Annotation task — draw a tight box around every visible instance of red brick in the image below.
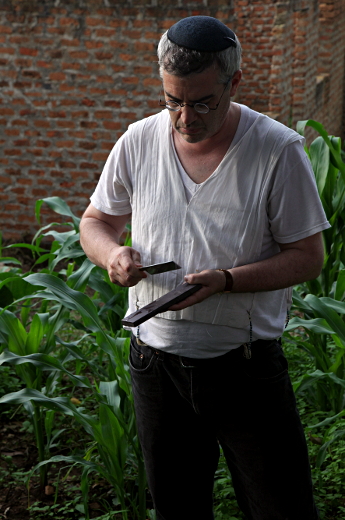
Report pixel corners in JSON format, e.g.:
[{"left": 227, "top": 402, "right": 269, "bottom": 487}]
[
  {"left": 0, "top": 107, "right": 15, "bottom": 115},
  {"left": 50, "top": 72, "right": 67, "bottom": 81},
  {"left": 0, "top": 47, "right": 15, "bottom": 54},
  {"left": 5, "top": 129, "right": 20, "bottom": 136},
  {"left": 87, "top": 62, "right": 106, "bottom": 71},
  {"left": 20, "top": 47, "right": 38, "bottom": 56},
  {"left": 60, "top": 39, "right": 80, "bottom": 47},
  {"left": 0, "top": 25, "right": 12, "bottom": 34},
  {"left": 123, "top": 76, "right": 139, "bottom": 85},
  {"left": 34, "top": 120, "right": 51, "bottom": 128},
  {"left": 13, "top": 139, "right": 30, "bottom": 146},
  {"left": 69, "top": 50, "right": 89, "bottom": 59},
  {"left": 85, "top": 16, "right": 105, "bottom": 26},
  {"left": 59, "top": 17, "right": 79, "bottom": 27},
  {"left": 92, "top": 152, "right": 109, "bottom": 161},
  {"left": 32, "top": 189, "right": 49, "bottom": 197},
  {"left": 80, "top": 162, "right": 99, "bottom": 169},
  {"left": 62, "top": 62, "right": 81, "bottom": 69},
  {"left": 56, "top": 140, "right": 74, "bottom": 148},
  {"left": 70, "top": 171, "right": 90, "bottom": 179},
  {"left": 79, "top": 141, "right": 97, "bottom": 150},
  {"left": 48, "top": 110, "right": 67, "bottom": 118},
  {"left": 95, "top": 110, "right": 113, "bottom": 119},
  {"left": 95, "top": 28, "right": 117, "bottom": 37},
  {"left": 104, "top": 100, "right": 121, "bottom": 108},
  {"left": 59, "top": 161, "right": 76, "bottom": 168},
  {"left": 95, "top": 51, "right": 113, "bottom": 60},
  {"left": 103, "top": 121, "right": 121, "bottom": 130},
  {"left": 5, "top": 149, "right": 22, "bottom": 156},
  {"left": 17, "top": 178, "right": 33, "bottom": 185},
  {"left": 57, "top": 121, "right": 75, "bottom": 128},
  {"left": 85, "top": 41, "right": 104, "bottom": 49},
  {"left": 68, "top": 131, "right": 86, "bottom": 138},
  {"left": 80, "top": 121, "right": 98, "bottom": 128}
]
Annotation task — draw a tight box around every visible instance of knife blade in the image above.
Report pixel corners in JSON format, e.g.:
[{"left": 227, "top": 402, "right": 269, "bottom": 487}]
[{"left": 139, "top": 261, "right": 181, "bottom": 275}]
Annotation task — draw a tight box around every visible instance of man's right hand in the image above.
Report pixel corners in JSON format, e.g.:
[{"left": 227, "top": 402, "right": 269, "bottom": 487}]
[
  {"left": 80, "top": 205, "right": 147, "bottom": 288},
  {"left": 107, "top": 245, "right": 147, "bottom": 287}
]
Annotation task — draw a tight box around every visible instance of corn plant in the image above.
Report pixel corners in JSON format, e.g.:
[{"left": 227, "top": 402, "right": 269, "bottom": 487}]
[
  {"left": 296, "top": 119, "right": 345, "bottom": 299},
  {"left": 285, "top": 119, "right": 345, "bottom": 415},
  {"left": 0, "top": 197, "right": 148, "bottom": 517},
  {"left": 0, "top": 273, "right": 146, "bottom": 519}
]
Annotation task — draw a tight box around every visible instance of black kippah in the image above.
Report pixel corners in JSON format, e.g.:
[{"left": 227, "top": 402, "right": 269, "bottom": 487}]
[{"left": 167, "top": 16, "right": 237, "bottom": 52}]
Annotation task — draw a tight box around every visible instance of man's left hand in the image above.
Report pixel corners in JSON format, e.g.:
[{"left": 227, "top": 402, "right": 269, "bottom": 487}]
[{"left": 169, "top": 269, "right": 227, "bottom": 311}]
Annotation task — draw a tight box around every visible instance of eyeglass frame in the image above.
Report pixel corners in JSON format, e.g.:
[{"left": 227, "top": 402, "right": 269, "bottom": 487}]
[{"left": 159, "top": 76, "right": 233, "bottom": 114}]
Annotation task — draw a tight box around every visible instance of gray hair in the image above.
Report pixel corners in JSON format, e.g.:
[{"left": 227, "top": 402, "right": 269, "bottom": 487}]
[{"left": 157, "top": 30, "right": 242, "bottom": 85}]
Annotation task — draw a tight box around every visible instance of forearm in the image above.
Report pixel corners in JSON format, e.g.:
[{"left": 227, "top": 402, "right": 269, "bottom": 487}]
[
  {"left": 80, "top": 216, "right": 122, "bottom": 271},
  {"left": 230, "top": 247, "right": 322, "bottom": 293}
]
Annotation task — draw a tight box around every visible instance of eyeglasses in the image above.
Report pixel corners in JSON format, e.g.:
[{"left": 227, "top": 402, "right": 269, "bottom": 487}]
[{"left": 159, "top": 79, "right": 231, "bottom": 115}]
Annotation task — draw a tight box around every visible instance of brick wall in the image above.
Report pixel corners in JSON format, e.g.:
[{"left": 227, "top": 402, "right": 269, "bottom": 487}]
[{"left": 1, "top": 0, "right": 344, "bottom": 241}]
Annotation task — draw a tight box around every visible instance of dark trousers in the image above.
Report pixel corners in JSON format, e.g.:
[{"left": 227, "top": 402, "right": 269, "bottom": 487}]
[{"left": 129, "top": 336, "right": 319, "bottom": 520}]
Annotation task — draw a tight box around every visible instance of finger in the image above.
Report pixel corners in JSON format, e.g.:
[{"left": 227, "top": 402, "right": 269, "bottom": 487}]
[{"left": 108, "top": 248, "right": 146, "bottom": 286}]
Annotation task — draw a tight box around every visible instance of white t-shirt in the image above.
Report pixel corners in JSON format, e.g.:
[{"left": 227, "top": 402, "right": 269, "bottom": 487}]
[{"left": 91, "top": 104, "right": 330, "bottom": 357}]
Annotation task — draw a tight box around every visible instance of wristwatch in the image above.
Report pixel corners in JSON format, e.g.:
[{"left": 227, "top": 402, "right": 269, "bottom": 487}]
[{"left": 217, "top": 269, "right": 233, "bottom": 293}]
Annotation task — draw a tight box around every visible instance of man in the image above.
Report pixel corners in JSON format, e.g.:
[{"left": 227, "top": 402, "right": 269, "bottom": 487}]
[{"left": 80, "top": 16, "right": 329, "bottom": 520}]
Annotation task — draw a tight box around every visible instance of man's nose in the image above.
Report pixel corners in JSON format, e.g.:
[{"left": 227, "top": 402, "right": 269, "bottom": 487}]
[{"left": 179, "top": 104, "right": 198, "bottom": 125}]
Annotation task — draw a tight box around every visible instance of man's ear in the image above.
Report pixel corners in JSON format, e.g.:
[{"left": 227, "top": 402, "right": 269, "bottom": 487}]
[{"left": 230, "top": 69, "right": 242, "bottom": 97}]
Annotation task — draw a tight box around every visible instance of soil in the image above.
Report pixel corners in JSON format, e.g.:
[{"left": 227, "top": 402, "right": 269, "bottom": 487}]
[{"left": 0, "top": 412, "right": 123, "bottom": 520}]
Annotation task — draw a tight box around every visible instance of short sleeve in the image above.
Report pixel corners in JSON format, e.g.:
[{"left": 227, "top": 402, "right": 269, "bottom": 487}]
[
  {"left": 267, "top": 141, "right": 330, "bottom": 244},
  {"left": 90, "top": 132, "right": 133, "bottom": 216}
]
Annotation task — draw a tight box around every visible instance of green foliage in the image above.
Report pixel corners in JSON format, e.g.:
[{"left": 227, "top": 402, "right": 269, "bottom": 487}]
[
  {"left": 283, "top": 119, "right": 345, "bottom": 518},
  {"left": 0, "top": 197, "right": 145, "bottom": 519},
  {"left": 286, "top": 120, "right": 345, "bottom": 414}
]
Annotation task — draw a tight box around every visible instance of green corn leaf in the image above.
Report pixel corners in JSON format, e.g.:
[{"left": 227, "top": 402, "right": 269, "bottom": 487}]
[
  {"left": 3, "top": 242, "right": 47, "bottom": 254},
  {"left": 334, "top": 270, "right": 345, "bottom": 301},
  {"left": 319, "top": 296, "right": 345, "bottom": 315},
  {"left": 297, "top": 119, "right": 345, "bottom": 176},
  {"left": 293, "top": 369, "right": 345, "bottom": 394},
  {"left": 67, "top": 258, "right": 96, "bottom": 291},
  {"left": 38, "top": 196, "right": 80, "bottom": 231},
  {"left": 31, "top": 454, "right": 111, "bottom": 483},
  {"left": 0, "top": 310, "right": 27, "bottom": 355},
  {"left": 0, "top": 257, "right": 22, "bottom": 266},
  {"left": 309, "top": 136, "right": 330, "bottom": 195},
  {"left": 307, "top": 409, "right": 345, "bottom": 430},
  {"left": 99, "top": 380, "right": 122, "bottom": 415},
  {"left": 25, "top": 273, "right": 102, "bottom": 333},
  {"left": 32, "top": 221, "right": 73, "bottom": 244},
  {"left": 0, "top": 388, "right": 98, "bottom": 436},
  {"left": 304, "top": 294, "right": 345, "bottom": 345},
  {"left": 0, "top": 351, "right": 92, "bottom": 388},
  {"left": 0, "top": 276, "right": 37, "bottom": 302},
  {"left": 26, "top": 314, "right": 45, "bottom": 354},
  {"left": 284, "top": 317, "right": 335, "bottom": 335}
]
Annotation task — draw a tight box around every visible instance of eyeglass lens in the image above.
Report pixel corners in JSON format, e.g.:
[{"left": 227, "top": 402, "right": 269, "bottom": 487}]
[{"left": 165, "top": 101, "right": 209, "bottom": 114}]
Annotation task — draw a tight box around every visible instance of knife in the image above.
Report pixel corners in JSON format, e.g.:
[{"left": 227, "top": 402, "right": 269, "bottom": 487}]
[{"left": 139, "top": 261, "right": 181, "bottom": 275}]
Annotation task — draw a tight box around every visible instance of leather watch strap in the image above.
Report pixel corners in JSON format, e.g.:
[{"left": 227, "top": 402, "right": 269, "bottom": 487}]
[{"left": 217, "top": 269, "right": 233, "bottom": 292}]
